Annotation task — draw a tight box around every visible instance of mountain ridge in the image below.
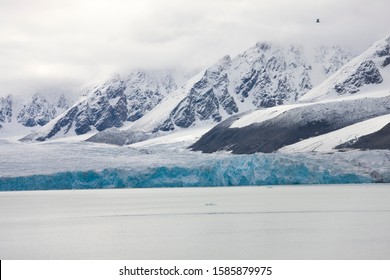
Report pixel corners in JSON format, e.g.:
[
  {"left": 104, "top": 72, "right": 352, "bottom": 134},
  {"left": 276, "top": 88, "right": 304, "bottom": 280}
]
[
  {"left": 0, "top": 93, "right": 73, "bottom": 136},
  {"left": 84, "top": 42, "right": 352, "bottom": 145},
  {"left": 190, "top": 36, "right": 390, "bottom": 154},
  {"left": 16, "top": 36, "right": 390, "bottom": 153},
  {"left": 21, "top": 70, "right": 179, "bottom": 141}
]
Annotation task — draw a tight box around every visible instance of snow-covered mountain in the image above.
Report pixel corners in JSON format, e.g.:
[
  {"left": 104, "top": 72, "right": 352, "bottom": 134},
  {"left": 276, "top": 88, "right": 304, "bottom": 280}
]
[
  {"left": 0, "top": 93, "right": 72, "bottom": 136},
  {"left": 300, "top": 36, "right": 390, "bottom": 101},
  {"left": 191, "top": 36, "right": 390, "bottom": 154},
  {"left": 134, "top": 43, "right": 350, "bottom": 132},
  {"left": 20, "top": 36, "right": 390, "bottom": 151},
  {"left": 84, "top": 42, "right": 351, "bottom": 145},
  {"left": 21, "top": 70, "right": 178, "bottom": 141},
  {"left": 0, "top": 96, "right": 13, "bottom": 126}
]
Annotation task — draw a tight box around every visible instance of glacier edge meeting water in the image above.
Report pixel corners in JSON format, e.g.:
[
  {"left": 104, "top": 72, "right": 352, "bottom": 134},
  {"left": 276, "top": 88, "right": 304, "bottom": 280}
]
[
  {"left": 0, "top": 140, "right": 389, "bottom": 191},
  {"left": 0, "top": 155, "right": 375, "bottom": 191}
]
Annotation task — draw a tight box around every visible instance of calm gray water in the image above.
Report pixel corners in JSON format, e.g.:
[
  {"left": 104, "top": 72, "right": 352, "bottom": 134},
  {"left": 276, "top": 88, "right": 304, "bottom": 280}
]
[{"left": 1, "top": 185, "right": 390, "bottom": 259}]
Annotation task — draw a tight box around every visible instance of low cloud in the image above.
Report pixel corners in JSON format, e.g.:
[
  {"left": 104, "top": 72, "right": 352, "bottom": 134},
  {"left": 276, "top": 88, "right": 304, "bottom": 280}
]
[{"left": 0, "top": 0, "right": 388, "bottom": 96}]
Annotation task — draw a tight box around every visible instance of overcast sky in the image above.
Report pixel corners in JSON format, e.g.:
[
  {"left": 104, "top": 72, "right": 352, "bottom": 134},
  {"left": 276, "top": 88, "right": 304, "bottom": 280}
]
[{"left": 0, "top": 0, "right": 388, "bottom": 96}]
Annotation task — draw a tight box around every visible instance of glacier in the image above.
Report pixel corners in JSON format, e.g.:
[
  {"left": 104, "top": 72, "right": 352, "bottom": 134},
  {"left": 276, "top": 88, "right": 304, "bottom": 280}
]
[
  {"left": 0, "top": 157, "right": 372, "bottom": 191},
  {"left": 1, "top": 138, "right": 388, "bottom": 191}
]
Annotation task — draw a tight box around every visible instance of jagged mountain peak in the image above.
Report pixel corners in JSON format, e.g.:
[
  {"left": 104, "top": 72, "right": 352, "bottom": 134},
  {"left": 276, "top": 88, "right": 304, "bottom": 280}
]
[
  {"left": 215, "top": 55, "right": 232, "bottom": 66},
  {"left": 0, "top": 92, "right": 73, "bottom": 136},
  {"left": 0, "top": 95, "right": 13, "bottom": 126},
  {"left": 190, "top": 36, "right": 390, "bottom": 154},
  {"left": 147, "top": 42, "right": 351, "bottom": 132},
  {"left": 300, "top": 35, "right": 390, "bottom": 102},
  {"left": 86, "top": 41, "right": 352, "bottom": 145},
  {"left": 371, "top": 35, "right": 390, "bottom": 55},
  {"left": 57, "top": 93, "right": 70, "bottom": 109},
  {"left": 17, "top": 93, "right": 57, "bottom": 127},
  {"left": 314, "top": 45, "right": 353, "bottom": 76},
  {"left": 21, "top": 40, "right": 354, "bottom": 143},
  {"left": 20, "top": 69, "right": 180, "bottom": 141},
  {"left": 255, "top": 41, "right": 272, "bottom": 50}
]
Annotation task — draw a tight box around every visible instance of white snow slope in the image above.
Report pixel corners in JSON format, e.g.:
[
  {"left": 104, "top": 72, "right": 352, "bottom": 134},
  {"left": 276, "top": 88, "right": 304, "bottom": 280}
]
[
  {"left": 280, "top": 113, "right": 390, "bottom": 152},
  {"left": 300, "top": 35, "right": 390, "bottom": 101}
]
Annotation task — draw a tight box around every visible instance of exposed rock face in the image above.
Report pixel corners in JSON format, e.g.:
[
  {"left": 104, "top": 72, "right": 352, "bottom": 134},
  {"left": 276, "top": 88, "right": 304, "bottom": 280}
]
[
  {"left": 83, "top": 42, "right": 352, "bottom": 146},
  {"left": 41, "top": 106, "right": 79, "bottom": 140},
  {"left": 76, "top": 79, "right": 128, "bottom": 135},
  {"left": 382, "top": 57, "right": 390, "bottom": 67},
  {"left": 159, "top": 57, "right": 238, "bottom": 131},
  {"left": 152, "top": 44, "right": 350, "bottom": 133},
  {"left": 0, "top": 96, "right": 13, "bottom": 126},
  {"left": 334, "top": 60, "right": 383, "bottom": 94},
  {"left": 23, "top": 70, "right": 178, "bottom": 141},
  {"left": 0, "top": 93, "right": 72, "bottom": 132},
  {"left": 125, "top": 70, "right": 177, "bottom": 121},
  {"left": 17, "top": 94, "right": 58, "bottom": 127},
  {"left": 20, "top": 41, "right": 351, "bottom": 142},
  {"left": 301, "top": 36, "right": 390, "bottom": 101},
  {"left": 57, "top": 94, "right": 71, "bottom": 109},
  {"left": 33, "top": 78, "right": 129, "bottom": 141}
]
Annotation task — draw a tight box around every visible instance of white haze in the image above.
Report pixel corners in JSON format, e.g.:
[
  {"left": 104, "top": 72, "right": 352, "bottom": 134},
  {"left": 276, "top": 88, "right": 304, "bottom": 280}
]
[{"left": 0, "top": 0, "right": 389, "bottom": 96}]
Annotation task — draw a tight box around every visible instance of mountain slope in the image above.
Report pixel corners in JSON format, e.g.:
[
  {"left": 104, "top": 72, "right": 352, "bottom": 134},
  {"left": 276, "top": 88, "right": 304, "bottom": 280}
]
[
  {"left": 336, "top": 120, "right": 390, "bottom": 150},
  {"left": 85, "top": 42, "right": 351, "bottom": 145},
  {"left": 190, "top": 95, "right": 390, "bottom": 154},
  {"left": 0, "top": 96, "right": 13, "bottom": 127},
  {"left": 279, "top": 110, "right": 390, "bottom": 153},
  {"left": 190, "top": 36, "right": 390, "bottom": 154},
  {"left": 300, "top": 36, "right": 390, "bottom": 101},
  {"left": 140, "top": 43, "right": 350, "bottom": 133},
  {"left": 0, "top": 93, "right": 72, "bottom": 136},
  {"left": 21, "top": 70, "right": 178, "bottom": 141}
]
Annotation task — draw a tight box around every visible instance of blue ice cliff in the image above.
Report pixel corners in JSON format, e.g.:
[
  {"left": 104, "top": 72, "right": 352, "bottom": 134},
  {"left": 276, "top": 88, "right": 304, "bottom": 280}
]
[{"left": 0, "top": 153, "right": 380, "bottom": 191}]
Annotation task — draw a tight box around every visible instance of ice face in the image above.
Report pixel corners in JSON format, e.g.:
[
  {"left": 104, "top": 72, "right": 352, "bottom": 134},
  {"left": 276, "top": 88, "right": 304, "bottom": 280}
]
[
  {"left": 1, "top": 139, "right": 386, "bottom": 191},
  {"left": 0, "top": 164, "right": 372, "bottom": 191}
]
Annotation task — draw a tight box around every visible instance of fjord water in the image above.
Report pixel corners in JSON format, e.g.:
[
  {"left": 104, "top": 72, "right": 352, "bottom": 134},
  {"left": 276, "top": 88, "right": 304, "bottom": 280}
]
[{"left": 1, "top": 185, "right": 390, "bottom": 259}]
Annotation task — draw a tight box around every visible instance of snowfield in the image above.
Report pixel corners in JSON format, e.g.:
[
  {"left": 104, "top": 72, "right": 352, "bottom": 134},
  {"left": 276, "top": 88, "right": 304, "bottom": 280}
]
[{"left": 1, "top": 185, "right": 390, "bottom": 259}]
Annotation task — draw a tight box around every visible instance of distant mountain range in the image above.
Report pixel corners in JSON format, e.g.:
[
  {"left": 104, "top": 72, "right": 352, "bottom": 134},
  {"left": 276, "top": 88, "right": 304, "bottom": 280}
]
[
  {"left": 20, "top": 41, "right": 351, "bottom": 141},
  {"left": 19, "top": 70, "right": 178, "bottom": 141},
  {"left": 11, "top": 35, "right": 390, "bottom": 154},
  {"left": 0, "top": 93, "right": 72, "bottom": 136}
]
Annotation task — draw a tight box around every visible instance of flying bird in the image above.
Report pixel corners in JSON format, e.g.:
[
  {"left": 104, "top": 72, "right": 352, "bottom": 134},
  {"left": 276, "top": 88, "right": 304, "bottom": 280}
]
[{"left": 316, "top": 18, "right": 320, "bottom": 23}]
